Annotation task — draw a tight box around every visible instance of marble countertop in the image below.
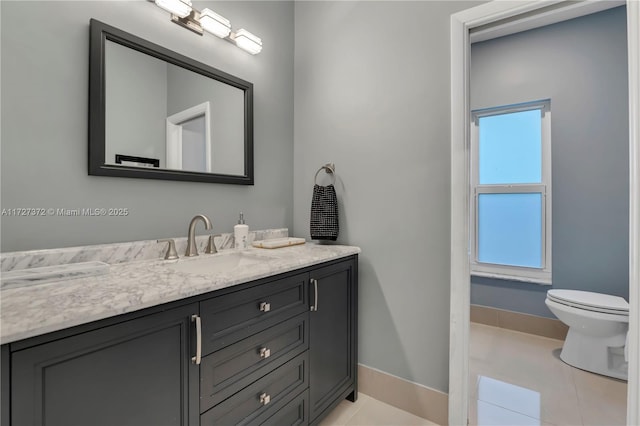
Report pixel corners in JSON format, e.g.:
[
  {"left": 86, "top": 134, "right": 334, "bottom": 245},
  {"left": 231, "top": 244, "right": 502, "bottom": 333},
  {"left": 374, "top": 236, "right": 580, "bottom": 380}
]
[{"left": 1, "top": 243, "right": 360, "bottom": 345}]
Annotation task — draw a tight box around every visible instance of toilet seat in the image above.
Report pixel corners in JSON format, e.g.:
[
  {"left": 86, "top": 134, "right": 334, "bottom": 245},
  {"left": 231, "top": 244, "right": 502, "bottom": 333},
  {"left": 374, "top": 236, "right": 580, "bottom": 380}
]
[{"left": 547, "top": 289, "right": 629, "bottom": 316}]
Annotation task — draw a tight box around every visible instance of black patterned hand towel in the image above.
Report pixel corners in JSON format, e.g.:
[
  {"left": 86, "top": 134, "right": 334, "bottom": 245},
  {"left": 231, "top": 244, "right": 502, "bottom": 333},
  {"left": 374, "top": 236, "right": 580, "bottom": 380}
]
[{"left": 310, "top": 184, "right": 339, "bottom": 241}]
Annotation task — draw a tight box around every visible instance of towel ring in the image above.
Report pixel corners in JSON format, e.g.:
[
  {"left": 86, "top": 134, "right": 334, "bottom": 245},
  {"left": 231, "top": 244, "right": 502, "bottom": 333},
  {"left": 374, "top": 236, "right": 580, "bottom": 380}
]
[{"left": 314, "top": 163, "right": 336, "bottom": 185}]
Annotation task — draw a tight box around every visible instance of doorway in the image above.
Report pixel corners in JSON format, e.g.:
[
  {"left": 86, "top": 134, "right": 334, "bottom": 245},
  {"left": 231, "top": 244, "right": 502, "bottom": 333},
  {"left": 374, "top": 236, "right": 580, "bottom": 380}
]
[
  {"left": 449, "top": 1, "right": 640, "bottom": 425},
  {"left": 166, "top": 101, "right": 212, "bottom": 172}
]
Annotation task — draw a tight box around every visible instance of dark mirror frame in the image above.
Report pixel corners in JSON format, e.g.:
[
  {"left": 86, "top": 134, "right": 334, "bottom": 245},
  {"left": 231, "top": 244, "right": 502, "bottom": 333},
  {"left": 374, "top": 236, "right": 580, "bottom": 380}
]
[{"left": 89, "top": 19, "right": 254, "bottom": 185}]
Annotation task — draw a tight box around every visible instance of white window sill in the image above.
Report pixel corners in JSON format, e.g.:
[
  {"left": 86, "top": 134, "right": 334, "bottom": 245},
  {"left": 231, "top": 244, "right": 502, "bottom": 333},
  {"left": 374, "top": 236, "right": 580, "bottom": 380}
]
[{"left": 471, "top": 269, "right": 552, "bottom": 286}]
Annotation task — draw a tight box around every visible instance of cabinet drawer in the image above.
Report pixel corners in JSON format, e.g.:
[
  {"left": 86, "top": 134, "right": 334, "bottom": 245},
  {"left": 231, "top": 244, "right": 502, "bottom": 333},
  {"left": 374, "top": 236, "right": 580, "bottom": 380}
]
[
  {"left": 200, "top": 351, "right": 309, "bottom": 426},
  {"left": 254, "top": 390, "right": 309, "bottom": 426},
  {"left": 201, "top": 273, "right": 308, "bottom": 354},
  {"left": 201, "top": 314, "right": 309, "bottom": 413}
]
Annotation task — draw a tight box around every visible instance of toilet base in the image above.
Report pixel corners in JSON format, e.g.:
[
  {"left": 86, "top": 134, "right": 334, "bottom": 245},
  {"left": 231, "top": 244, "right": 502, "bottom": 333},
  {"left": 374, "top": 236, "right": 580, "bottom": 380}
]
[{"left": 560, "top": 327, "right": 628, "bottom": 380}]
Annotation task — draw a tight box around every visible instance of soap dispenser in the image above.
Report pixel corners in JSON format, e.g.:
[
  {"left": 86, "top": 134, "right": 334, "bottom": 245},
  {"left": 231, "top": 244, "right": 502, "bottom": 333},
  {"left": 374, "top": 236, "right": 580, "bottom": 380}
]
[{"left": 234, "top": 212, "right": 249, "bottom": 249}]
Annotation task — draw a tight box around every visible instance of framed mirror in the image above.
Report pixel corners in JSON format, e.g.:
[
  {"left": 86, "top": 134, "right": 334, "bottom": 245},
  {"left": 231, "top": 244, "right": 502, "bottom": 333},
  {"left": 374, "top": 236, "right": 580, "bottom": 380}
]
[{"left": 89, "top": 19, "right": 254, "bottom": 184}]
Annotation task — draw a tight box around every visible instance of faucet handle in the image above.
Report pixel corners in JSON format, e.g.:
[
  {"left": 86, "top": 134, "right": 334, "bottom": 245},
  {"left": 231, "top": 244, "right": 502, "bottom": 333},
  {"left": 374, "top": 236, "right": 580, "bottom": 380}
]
[
  {"left": 205, "top": 234, "right": 220, "bottom": 254},
  {"left": 158, "top": 239, "right": 179, "bottom": 260}
]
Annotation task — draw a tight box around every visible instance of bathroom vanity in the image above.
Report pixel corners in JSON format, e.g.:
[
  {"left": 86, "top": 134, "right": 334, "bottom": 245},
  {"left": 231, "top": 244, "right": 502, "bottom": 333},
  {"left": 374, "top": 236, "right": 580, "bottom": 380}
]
[{"left": 0, "top": 243, "right": 359, "bottom": 426}]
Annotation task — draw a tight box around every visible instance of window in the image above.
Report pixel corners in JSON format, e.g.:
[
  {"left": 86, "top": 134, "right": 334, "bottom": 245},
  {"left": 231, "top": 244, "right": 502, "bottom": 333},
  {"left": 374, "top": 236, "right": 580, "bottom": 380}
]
[{"left": 471, "top": 101, "right": 551, "bottom": 284}]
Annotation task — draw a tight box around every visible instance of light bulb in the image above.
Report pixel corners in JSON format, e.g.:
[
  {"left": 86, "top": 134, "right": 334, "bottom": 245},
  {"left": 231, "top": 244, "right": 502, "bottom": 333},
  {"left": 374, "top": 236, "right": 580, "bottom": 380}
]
[
  {"left": 155, "top": 0, "right": 192, "bottom": 18},
  {"left": 199, "top": 9, "right": 231, "bottom": 38},
  {"left": 234, "top": 29, "right": 262, "bottom": 55}
]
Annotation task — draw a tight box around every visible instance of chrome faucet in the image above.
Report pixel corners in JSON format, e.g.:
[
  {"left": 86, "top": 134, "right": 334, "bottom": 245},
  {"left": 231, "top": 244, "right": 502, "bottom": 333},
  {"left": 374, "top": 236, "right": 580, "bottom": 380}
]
[{"left": 185, "top": 214, "right": 212, "bottom": 257}]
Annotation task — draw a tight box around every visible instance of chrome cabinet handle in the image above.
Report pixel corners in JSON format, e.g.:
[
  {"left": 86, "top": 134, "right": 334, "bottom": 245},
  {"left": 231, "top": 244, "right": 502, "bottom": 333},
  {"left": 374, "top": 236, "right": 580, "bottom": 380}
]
[
  {"left": 259, "top": 302, "right": 271, "bottom": 312},
  {"left": 259, "top": 392, "right": 271, "bottom": 406},
  {"left": 310, "top": 278, "right": 318, "bottom": 311},
  {"left": 191, "top": 314, "right": 202, "bottom": 365},
  {"left": 259, "top": 347, "right": 271, "bottom": 359}
]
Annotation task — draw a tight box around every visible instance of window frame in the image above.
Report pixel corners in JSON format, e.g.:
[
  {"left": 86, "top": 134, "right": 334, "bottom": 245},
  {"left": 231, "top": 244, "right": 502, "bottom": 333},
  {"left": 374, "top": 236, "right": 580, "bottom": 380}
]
[{"left": 470, "top": 100, "right": 552, "bottom": 284}]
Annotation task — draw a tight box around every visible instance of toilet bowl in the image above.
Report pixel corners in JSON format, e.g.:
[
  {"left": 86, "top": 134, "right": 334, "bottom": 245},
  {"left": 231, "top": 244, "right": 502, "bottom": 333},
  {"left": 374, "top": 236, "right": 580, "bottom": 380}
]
[{"left": 545, "top": 289, "right": 628, "bottom": 380}]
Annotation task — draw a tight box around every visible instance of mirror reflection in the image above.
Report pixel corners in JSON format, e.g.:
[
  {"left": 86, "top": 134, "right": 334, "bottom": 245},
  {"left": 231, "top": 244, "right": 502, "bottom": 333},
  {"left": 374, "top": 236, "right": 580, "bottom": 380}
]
[{"left": 104, "top": 40, "right": 245, "bottom": 175}]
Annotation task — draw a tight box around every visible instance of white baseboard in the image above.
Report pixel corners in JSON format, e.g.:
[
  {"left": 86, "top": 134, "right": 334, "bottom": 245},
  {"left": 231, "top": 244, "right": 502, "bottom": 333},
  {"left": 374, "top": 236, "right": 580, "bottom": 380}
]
[
  {"left": 358, "top": 364, "right": 448, "bottom": 426},
  {"left": 471, "top": 304, "right": 568, "bottom": 340}
]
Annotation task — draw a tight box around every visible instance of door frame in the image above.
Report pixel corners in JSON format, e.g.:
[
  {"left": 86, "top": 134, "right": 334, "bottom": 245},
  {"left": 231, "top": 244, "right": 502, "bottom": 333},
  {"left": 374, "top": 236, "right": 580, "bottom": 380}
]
[
  {"left": 166, "top": 101, "right": 212, "bottom": 172},
  {"left": 449, "top": 1, "right": 640, "bottom": 424}
]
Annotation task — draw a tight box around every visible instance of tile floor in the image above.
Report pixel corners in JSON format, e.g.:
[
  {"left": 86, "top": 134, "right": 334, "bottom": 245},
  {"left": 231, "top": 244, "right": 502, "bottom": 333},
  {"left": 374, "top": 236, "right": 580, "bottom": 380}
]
[
  {"left": 469, "top": 322, "right": 627, "bottom": 425},
  {"left": 318, "top": 393, "right": 437, "bottom": 426}
]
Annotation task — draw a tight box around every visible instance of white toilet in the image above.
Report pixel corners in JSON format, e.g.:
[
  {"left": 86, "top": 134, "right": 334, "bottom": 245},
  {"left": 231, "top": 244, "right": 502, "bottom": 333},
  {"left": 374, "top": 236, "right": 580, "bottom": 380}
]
[{"left": 545, "top": 289, "right": 629, "bottom": 380}]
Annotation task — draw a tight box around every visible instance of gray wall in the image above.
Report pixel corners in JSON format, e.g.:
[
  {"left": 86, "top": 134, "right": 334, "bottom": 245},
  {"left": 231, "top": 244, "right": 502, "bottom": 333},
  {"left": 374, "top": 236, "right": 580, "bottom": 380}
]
[
  {"left": 470, "top": 6, "right": 629, "bottom": 318},
  {"left": 294, "top": 0, "right": 480, "bottom": 393},
  {"left": 1, "top": 0, "right": 294, "bottom": 251},
  {"left": 105, "top": 40, "right": 167, "bottom": 167}
]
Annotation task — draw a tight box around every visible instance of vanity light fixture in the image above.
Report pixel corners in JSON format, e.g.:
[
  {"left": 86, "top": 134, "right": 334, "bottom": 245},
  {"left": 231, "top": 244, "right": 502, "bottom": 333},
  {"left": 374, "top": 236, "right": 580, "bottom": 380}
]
[
  {"left": 152, "top": 1, "right": 262, "bottom": 55},
  {"left": 154, "top": 0, "right": 192, "bottom": 18}
]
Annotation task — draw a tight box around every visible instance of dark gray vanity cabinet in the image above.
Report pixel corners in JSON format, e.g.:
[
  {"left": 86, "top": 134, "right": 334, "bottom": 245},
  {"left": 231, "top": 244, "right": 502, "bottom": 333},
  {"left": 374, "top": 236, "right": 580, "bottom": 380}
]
[
  {"left": 3, "top": 255, "right": 357, "bottom": 426},
  {"left": 198, "top": 257, "right": 358, "bottom": 426},
  {"left": 10, "top": 303, "right": 199, "bottom": 426},
  {"left": 309, "top": 259, "right": 358, "bottom": 425}
]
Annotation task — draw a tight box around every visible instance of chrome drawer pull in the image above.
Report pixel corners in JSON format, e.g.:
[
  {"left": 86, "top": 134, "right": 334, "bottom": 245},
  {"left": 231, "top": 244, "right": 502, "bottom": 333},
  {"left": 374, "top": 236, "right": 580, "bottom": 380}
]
[
  {"left": 259, "top": 392, "right": 271, "bottom": 406},
  {"left": 259, "top": 347, "right": 271, "bottom": 359},
  {"left": 259, "top": 302, "right": 271, "bottom": 312},
  {"left": 191, "top": 314, "right": 202, "bottom": 365},
  {"left": 310, "top": 278, "right": 318, "bottom": 312}
]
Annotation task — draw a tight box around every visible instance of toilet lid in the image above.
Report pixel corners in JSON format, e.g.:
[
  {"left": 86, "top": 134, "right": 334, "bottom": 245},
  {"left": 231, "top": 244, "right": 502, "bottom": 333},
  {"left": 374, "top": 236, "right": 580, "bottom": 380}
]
[{"left": 548, "top": 289, "right": 629, "bottom": 314}]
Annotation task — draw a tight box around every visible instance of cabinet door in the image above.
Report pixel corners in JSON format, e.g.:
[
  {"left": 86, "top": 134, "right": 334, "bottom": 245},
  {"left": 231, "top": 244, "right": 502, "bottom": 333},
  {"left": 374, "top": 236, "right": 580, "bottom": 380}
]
[
  {"left": 11, "top": 303, "right": 199, "bottom": 426},
  {"left": 309, "top": 258, "right": 357, "bottom": 423}
]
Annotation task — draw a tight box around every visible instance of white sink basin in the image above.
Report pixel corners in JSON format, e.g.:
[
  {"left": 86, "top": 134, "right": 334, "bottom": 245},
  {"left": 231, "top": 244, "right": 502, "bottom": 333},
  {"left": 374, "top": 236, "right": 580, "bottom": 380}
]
[
  {"left": 167, "top": 251, "right": 271, "bottom": 276},
  {"left": 1, "top": 261, "right": 110, "bottom": 290}
]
